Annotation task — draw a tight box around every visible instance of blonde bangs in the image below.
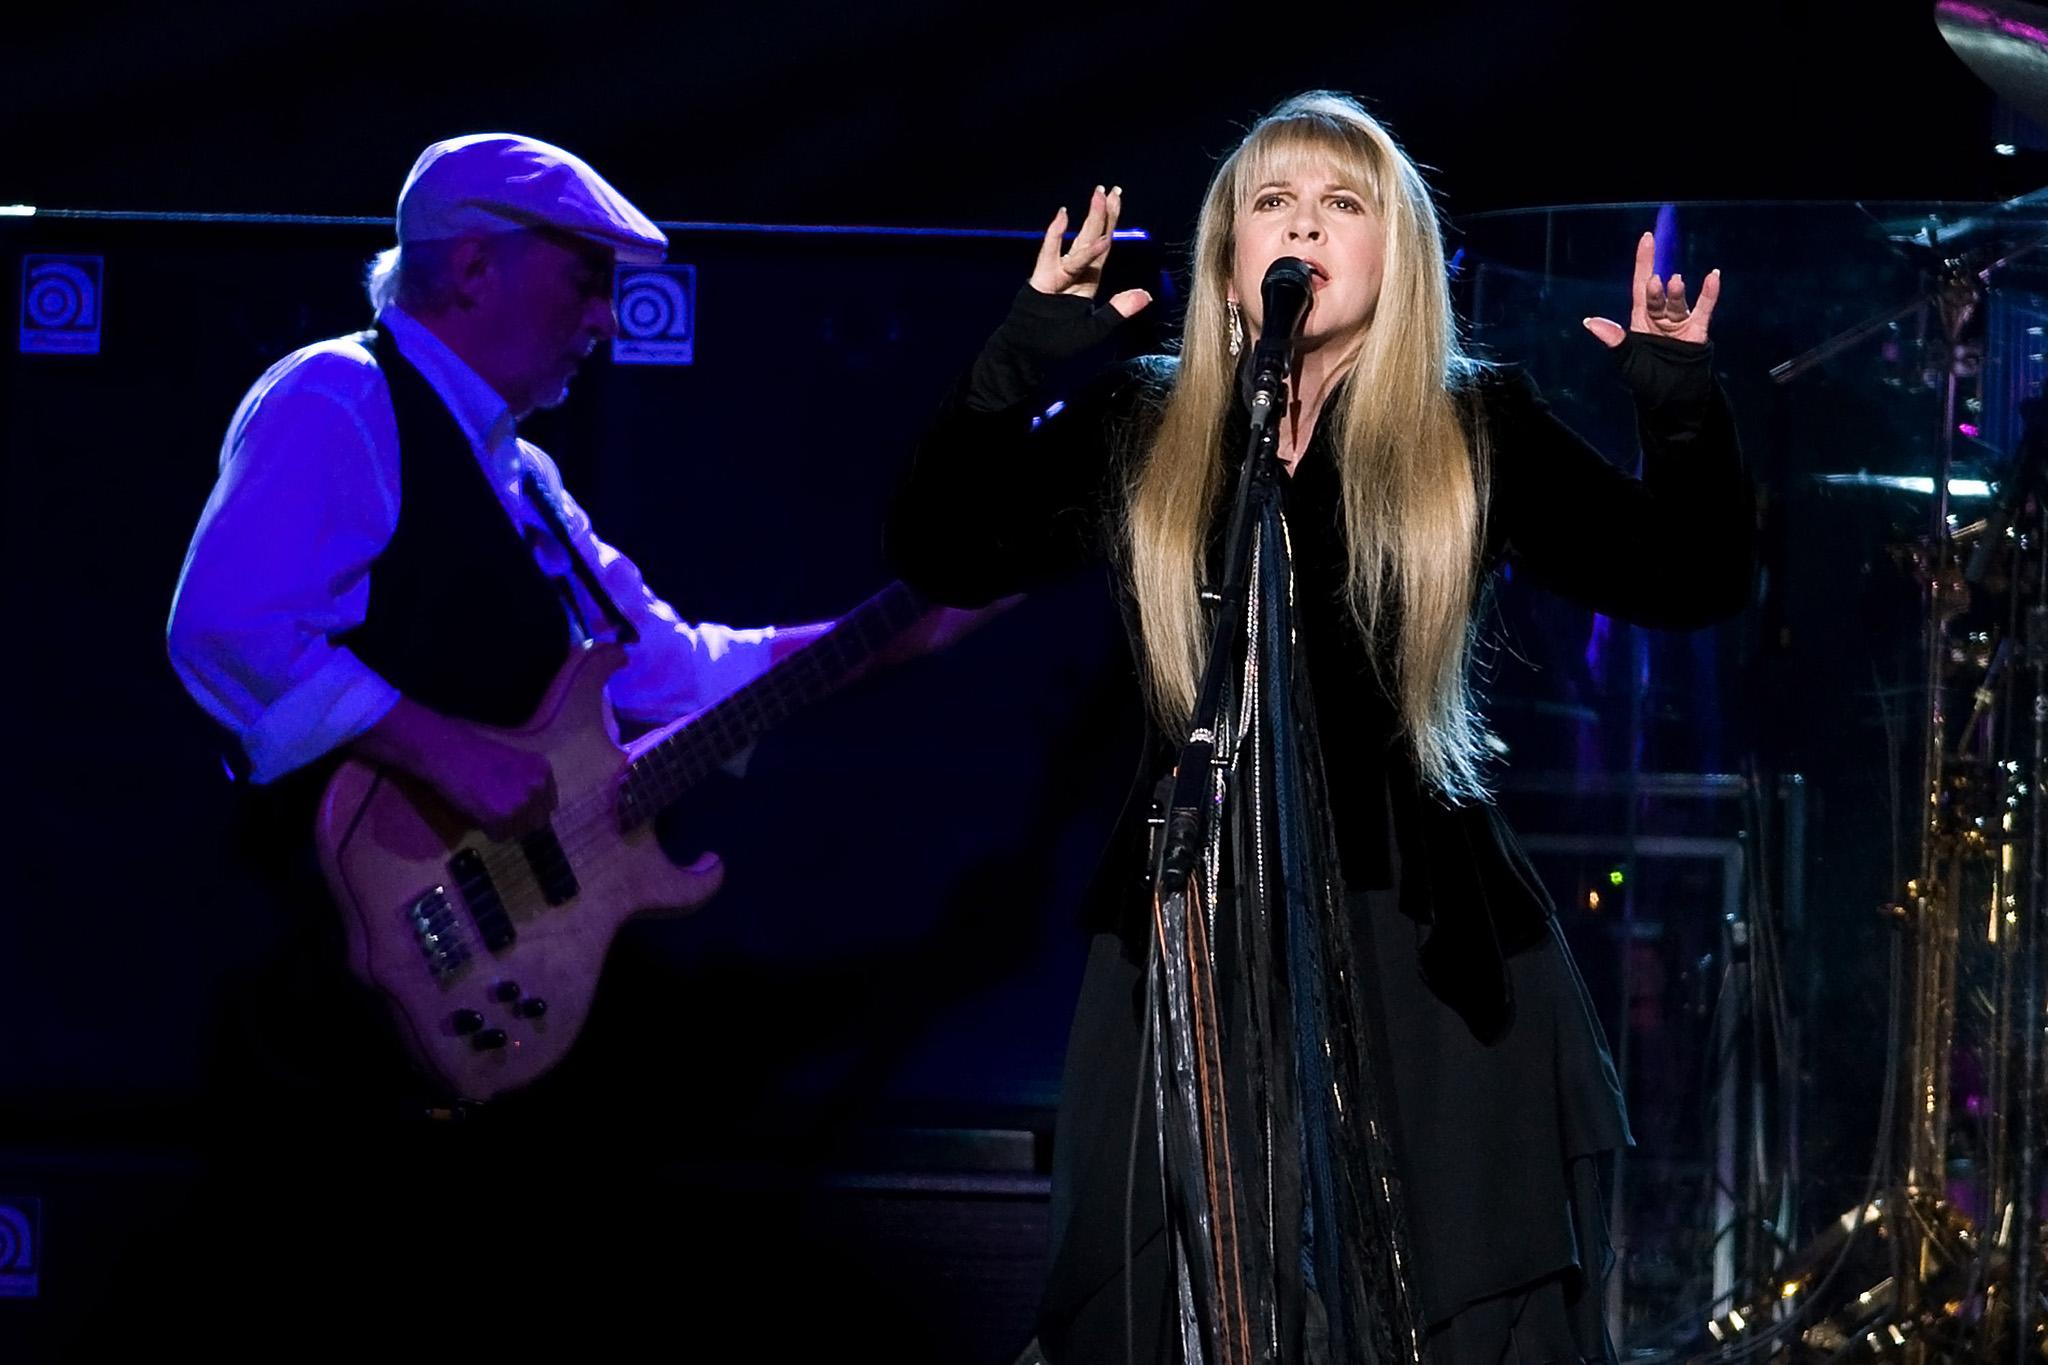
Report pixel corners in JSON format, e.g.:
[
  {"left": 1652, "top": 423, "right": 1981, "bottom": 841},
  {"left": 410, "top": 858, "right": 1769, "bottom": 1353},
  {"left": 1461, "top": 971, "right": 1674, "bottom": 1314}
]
[{"left": 1228, "top": 115, "right": 1388, "bottom": 225}]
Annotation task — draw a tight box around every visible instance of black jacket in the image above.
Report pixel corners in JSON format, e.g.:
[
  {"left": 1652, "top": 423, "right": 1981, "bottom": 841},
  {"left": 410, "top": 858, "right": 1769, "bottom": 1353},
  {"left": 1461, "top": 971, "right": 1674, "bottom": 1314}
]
[{"left": 886, "top": 288, "right": 1753, "bottom": 1042}]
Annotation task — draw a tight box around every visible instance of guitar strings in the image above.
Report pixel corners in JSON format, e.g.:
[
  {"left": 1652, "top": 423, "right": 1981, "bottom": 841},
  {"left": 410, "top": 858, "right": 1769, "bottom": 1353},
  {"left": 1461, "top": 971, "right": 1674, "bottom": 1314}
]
[
  {"left": 441, "top": 593, "right": 914, "bottom": 924},
  {"left": 466, "top": 665, "right": 789, "bottom": 896}
]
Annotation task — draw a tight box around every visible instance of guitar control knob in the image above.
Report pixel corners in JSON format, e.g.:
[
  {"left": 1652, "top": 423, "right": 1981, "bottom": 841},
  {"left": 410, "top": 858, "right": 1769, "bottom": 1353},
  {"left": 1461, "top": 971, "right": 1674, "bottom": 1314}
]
[
  {"left": 514, "top": 997, "right": 547, "bottom": 1019},
  {"left": 471, "top": 1028, "right": 509, "bottom": 1052},
  {"left": 452, "top": 1009, "right": 485, "bottom": 1035},
  {"left": 490, "top": 981, "right": 520, "bottom": 1004}
]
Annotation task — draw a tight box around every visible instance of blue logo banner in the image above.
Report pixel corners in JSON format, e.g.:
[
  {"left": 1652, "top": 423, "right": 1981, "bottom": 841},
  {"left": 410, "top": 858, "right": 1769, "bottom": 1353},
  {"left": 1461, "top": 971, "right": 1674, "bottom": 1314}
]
[
  {"left": 0, "top": 1196, "right": 40, "bottom": 1298},
  {"left": 20, "top": 255, "right": 103, "bottom": 355},
  {"left": 613, "top": 264, "right": 694, "bottom": 366}
]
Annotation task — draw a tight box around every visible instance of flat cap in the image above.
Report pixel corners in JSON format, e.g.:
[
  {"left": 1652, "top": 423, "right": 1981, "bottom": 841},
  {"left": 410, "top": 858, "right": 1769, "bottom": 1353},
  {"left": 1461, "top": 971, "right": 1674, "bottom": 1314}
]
[{"left": 396, "top": 133, "right": 667, "bottom": 264}]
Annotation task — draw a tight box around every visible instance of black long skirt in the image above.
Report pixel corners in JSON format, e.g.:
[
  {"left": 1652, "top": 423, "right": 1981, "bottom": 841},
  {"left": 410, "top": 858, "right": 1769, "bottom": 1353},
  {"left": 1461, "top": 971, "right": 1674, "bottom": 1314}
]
[{"left": 1033, "top": 886, "right": 1629, "bottom": 1365}]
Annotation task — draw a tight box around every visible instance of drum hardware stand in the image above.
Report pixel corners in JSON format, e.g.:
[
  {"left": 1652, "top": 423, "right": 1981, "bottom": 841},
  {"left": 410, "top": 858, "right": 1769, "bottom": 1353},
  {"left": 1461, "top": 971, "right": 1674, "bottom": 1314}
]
[{"left": 1692, "top": 221, "right": 2048, "bottom": 1365}]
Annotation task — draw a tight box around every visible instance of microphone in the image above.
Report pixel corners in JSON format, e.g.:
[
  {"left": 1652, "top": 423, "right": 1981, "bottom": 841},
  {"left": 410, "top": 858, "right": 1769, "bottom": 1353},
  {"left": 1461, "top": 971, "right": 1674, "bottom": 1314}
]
[{"left": 1249, "top": 256, "right": 1314, "bottom": 408}]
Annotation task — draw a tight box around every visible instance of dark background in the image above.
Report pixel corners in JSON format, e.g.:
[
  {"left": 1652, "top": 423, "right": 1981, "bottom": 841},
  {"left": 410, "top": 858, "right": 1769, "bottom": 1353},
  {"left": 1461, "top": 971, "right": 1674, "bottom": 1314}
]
[
  {"left": 5, "top": 0, "right": 2024, "bottom": 227},
  {"left": 1, "top": 2, "right": 2033, "bottom": 1360}
]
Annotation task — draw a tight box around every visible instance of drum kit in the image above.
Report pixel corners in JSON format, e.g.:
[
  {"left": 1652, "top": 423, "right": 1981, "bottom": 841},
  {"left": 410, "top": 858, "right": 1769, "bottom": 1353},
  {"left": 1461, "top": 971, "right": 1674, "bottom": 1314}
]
[{"left": 1687, "top": 4, "right": 2048, "bottom": 1362}]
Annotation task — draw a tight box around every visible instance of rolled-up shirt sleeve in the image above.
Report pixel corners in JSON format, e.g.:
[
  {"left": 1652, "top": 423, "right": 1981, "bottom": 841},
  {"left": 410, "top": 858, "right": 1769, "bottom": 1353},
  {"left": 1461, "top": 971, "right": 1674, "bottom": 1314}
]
[{"left": 166, "top": 349, "right": 404, "bottom": 783}]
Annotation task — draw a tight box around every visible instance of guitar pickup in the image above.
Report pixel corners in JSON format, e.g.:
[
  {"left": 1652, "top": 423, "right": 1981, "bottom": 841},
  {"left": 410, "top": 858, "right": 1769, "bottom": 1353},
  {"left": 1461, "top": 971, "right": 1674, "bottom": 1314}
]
[
  {"left": 519, "top": 827, "right": 579, "bottom": 907},
  {"left": 408, "top": 886, "right": 471, "bottom": 979},
  {"left": 449, "top": 848, "right": 517, "bottom": 952}
]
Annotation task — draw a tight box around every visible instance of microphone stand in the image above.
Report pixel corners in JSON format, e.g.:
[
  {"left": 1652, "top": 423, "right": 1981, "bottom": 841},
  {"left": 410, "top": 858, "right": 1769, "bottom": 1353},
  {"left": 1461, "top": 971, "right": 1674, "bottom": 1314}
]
[
  {"left": 1146, "top": 260, "right": 1312, "bottom": 1365},
  {"left": 1155, "top": 344, "right": 1291, "bottom": 897}
]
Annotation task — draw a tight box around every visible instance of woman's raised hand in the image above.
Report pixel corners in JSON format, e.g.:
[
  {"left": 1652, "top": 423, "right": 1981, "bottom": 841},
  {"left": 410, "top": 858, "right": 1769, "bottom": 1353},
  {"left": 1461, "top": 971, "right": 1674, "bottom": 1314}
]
[
  {"left": 1029, "top": 184, "right": 1152, "bottom": 319},
  {"left": 1584, "top": 231, "right": 1719, "bottom": 348}
]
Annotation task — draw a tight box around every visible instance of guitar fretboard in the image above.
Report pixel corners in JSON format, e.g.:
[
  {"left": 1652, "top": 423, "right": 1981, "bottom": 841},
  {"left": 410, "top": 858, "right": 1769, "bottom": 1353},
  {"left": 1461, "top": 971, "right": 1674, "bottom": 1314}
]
[{"left": 616, "top": 582, "right": 925, "bottom": 828}]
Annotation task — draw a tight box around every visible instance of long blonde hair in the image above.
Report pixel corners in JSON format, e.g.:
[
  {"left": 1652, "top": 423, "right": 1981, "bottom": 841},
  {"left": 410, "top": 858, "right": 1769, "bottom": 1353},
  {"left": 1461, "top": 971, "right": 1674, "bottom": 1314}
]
[{"left": 1125, "top": 91, "right": 1493, "bottom": 800}]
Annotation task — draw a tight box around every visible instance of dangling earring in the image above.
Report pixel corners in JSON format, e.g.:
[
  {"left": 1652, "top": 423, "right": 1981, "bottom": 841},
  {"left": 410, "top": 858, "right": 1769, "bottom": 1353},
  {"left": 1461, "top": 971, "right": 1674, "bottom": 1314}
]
[{"left": 1226, "top": 298, "right": 1243, "bottom": 357}]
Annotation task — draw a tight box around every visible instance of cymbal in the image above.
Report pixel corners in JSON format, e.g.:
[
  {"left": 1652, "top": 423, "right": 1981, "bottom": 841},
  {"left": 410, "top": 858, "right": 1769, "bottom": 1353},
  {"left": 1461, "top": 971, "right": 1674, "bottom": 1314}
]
[
  {"left": 1937, "top": 0, "right": 2048, "bottom": 128},
  {"left": 1813, "top": 472, "right": 1999, "bottom": 498}
]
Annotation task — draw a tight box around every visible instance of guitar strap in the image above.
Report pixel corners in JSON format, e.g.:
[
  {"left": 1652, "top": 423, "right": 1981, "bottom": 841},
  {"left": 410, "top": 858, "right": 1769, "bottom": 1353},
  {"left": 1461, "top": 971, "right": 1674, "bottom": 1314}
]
[{"left": 519, "top": 472, "right": 642, "bottom": 647}]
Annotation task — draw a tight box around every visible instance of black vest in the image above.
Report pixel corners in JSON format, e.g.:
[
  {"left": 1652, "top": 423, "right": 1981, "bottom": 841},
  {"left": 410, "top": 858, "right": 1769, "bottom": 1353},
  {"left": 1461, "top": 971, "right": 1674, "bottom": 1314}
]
[
  {"left": 237, "top": 331, "right": 575, "bottom": 857},
  {"left": 338, "top": 328, "right": 571, "bottom": 728}
]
